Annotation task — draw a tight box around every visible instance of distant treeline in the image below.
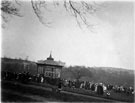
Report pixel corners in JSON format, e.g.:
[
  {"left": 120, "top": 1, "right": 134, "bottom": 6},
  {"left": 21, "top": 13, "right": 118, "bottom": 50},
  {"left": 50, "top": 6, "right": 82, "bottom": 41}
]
[
  {"left": 61, "top": 66, "right": 134, "bottom": 87},
  {"left": 1, "top": 57, "right": 134, "bottom": 87}
]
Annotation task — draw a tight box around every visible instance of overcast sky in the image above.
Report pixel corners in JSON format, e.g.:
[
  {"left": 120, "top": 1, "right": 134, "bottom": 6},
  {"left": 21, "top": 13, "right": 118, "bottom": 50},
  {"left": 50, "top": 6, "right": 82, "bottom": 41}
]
[{"left": 2, "top": 1, "right": 134, "bottom": 70}]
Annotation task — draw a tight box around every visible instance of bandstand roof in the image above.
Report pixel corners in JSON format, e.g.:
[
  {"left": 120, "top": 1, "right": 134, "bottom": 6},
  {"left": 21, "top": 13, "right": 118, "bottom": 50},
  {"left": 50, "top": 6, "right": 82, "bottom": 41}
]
[{"left": 37, "top": 53, "right": 65, "bottom": 67}]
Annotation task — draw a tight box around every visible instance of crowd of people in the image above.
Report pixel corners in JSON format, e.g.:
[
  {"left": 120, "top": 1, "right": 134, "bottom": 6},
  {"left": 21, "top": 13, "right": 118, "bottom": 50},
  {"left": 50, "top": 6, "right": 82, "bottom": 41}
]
[
  {"left": 2, "top": 71, "right": 134, "bottom": 96},
  {"left": 2, "top": 71, "right": 60, "bottom": 85},
  {"left": 61, "top": 79, "right": 134, "bottom": 96}
]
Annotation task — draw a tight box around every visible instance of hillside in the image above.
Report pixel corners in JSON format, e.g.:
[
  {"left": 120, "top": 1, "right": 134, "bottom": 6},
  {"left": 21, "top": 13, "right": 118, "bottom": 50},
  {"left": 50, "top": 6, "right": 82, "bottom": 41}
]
[{"left": 61, "top": 66, "right": 134, "bottom": 87}]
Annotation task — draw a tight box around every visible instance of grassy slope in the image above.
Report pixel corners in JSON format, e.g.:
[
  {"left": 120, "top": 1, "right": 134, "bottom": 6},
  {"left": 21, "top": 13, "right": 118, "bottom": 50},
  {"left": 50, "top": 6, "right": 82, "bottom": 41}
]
[{"left": 2, "top": 81, "right": 113, "bottom": 102}]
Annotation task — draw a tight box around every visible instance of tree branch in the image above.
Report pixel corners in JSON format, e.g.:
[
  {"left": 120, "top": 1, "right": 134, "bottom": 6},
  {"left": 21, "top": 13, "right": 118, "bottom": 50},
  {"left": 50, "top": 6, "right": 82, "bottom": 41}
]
[{"left": 31, "top": 0, "right": 52, "bottom": 27}]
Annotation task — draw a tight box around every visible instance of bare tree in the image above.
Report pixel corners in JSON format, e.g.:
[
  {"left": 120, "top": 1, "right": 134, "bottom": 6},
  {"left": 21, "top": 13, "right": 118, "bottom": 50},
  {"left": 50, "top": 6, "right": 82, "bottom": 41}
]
[
  {"left": 72, "top": 67, "right": 93, "bottom": 81},
  {"left": 1, "top": 0, "right": 22, "bottom": 28},
  {"left": 1, "top": 0, "right": 101, "bottom": 29}
]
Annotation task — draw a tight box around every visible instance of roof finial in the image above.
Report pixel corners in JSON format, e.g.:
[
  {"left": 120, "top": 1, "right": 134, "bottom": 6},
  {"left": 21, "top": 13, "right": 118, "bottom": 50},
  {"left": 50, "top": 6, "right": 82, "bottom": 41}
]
[
  {"left": 50, "top": 50, "right": 52, "bottom": 58},
  {"left": 47, "top": 50, "right": 54, "bottom": 60}
]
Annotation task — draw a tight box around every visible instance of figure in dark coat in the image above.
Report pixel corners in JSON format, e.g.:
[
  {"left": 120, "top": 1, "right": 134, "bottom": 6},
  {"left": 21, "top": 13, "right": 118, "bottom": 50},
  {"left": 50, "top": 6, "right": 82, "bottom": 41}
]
[
  {"left": 91, "top": 84, "right": 95, "bottom": 91},
  {"left": 97, "top": 85, "right": 104, "bottom": 95}
]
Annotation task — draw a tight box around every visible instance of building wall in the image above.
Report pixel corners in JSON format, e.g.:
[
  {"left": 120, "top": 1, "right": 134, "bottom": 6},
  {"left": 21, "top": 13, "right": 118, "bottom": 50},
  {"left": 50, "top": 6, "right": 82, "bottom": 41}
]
[
  {"left": 2, "top": 57, "right": 37, "bottom": 75},
  {"left": 37, "top": 65, "right": 62, "bottom": 78}
]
